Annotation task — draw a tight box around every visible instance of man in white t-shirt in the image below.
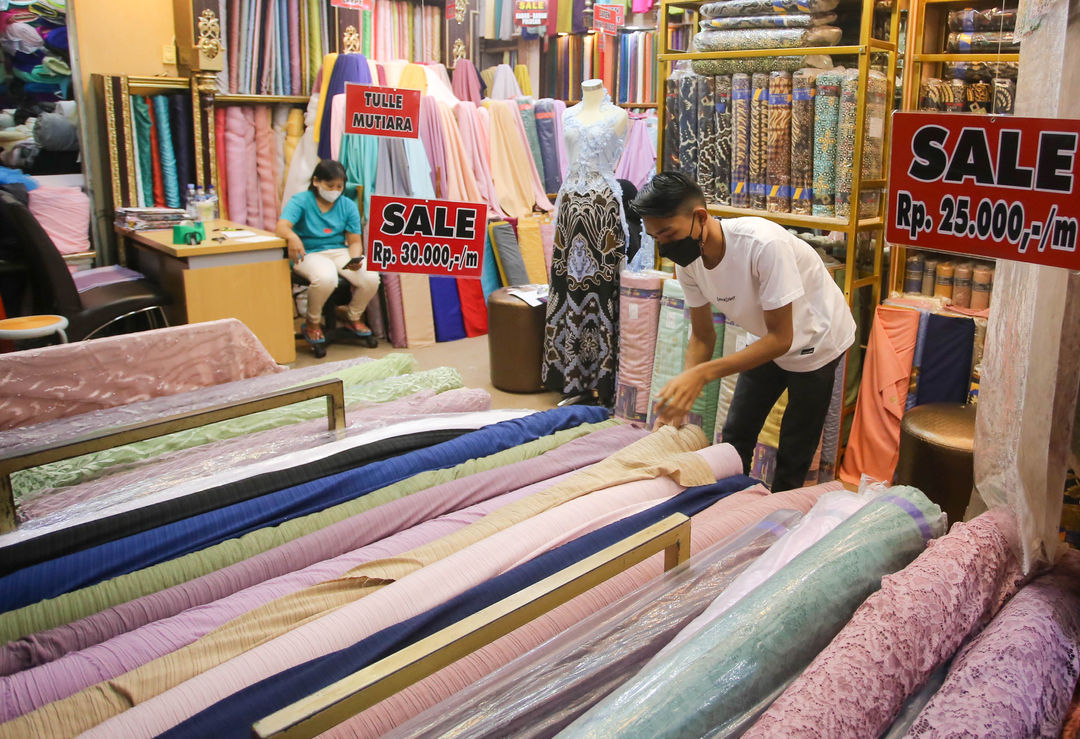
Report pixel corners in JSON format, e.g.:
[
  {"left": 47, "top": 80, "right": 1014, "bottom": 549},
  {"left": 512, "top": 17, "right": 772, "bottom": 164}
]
[{"left": 633, "top": 172, "right": 856, "bottom": 491}]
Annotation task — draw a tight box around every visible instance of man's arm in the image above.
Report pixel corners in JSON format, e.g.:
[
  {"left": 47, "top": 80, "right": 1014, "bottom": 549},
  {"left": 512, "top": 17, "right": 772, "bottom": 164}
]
[{"left": 655, "top": 303, "right": 794, "bottom": 427}]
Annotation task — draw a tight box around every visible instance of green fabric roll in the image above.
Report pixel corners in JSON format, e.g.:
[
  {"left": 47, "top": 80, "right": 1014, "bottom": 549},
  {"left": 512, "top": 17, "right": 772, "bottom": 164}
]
[
  {"left": 517, "top": 99, "right": 546, "bottom": 188},
  {"left": 834, "top": 69, "right": 860, "bottom": 220},
  {"left": 12, "top": 354, "right": 420, "bottom": 501},
  {"left": 341, "top": 131, "right": 379, "bottom": 222},
  {"left": 307, "top": 0, "right": 322, "bottom": 92},
  {"left": 562, "top": 486, "right": 943, "bottom": 739},
  {"left": 0, "top": 420, "right": 617, "bottom": 643},
  {"left": 812, "top": 70, "right": 843, "bottom": 217},
  {"left": 131, "top": 96, "right": 155, "bottom": 208}
]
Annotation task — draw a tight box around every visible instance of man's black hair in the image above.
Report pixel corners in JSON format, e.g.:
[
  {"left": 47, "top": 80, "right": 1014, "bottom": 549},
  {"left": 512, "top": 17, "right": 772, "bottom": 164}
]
[
  {"left": 309, "top": 159, "right": 347, "bottom": 192},
  {"left": 630, "top": 171, "right": 706, "bottom": 218}
]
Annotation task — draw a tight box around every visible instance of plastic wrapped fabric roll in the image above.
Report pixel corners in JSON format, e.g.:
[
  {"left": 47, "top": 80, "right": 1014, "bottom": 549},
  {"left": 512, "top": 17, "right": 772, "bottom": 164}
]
[
  {"left": 663, "top": 77, "right": 679, "bottom": 171},
  {"left": 731, "top": 73, "right": 752, "bottom": 207},
  {"left": 693, "top": 26, "right": 841, "bottom": 51},
  {"left": 953, "top": 262, "right": 973, "bottom": 307},
  {"left": 701, "top": 0, "right": 839, "bottom": 17},
  {"left": 561, "top": 487, "right": 944, "bottom": 739},
  {"left": 691, "top": 311, "right": 727, "bottom": 441},
  {"left": 922, "top": 257, "right": 938, "bottom": 296},
  {"left": 767, "top": 71, "right": 792, "bottom": 213},
  {"left": 712, "top": 318, "right": 743, "bottom": 441},
  {"left": 971, "top": 263, "right": 993, "bottom": 310},
  {"left": 859, "top": 70, "right": 887, "bottom": 217},
  {"left": 834, "top": 69, "right": 859, "bottom": 219},
  {"left": 790, "top": 69, "right": 816, "bottom": 215},
  {"left": 812, "top": 70, "right": 842, "bottom": 217},
  {"left": 691, "top": 55, "right": 833, "bottom": 76},
  {"left": 388, "top": 509, "right": 805, "bottom": 739},
  {"left": 697, "top": 76, "right": 717, "bottom": 200},
  {"left": 968, "top": 81, "right": 992, "bottom": 113},
  {"left": 701, "top": 12, "right": 837, "bottom": 29},
  {"left": 904, "top": 253, "right": 925, "bottom": 293},
  {"left": 746, "top": 508, "right": 1025, "bottom": 738},
  {"left": 992, "top": 77, "right": 1016, "bottom": 114},
  {"left": 615, "top": 271, "right": 670, "bottom": 424},
  {"left": 749, "top": 73, "right": 769, "bottom": 211},
  {"left": 947, "top": 6, "right": 1017, "bottom": 31},
  {"left": 918, "top": 78, "right": 947, "bottom": 110},
  {"left": 935, "top": 261, "right": 955, "bottom": 300},
  {"left": 946, "top": 31, "right": 1021, "bottom": 52},
  {"left": 678, "top": 75, "right": 699, "bottom": 180},
  {"left": 943, "top": 60, "right": 1019, "bottom": 81},
  {"left": 713, "top": 75, "right": 733, "bottom": 205},
  {"left": 945, "top": 78, "right": 969, "bottom": 113},
  {"left": 906, "top": 551, "right": 1080, "bottom": 737}
]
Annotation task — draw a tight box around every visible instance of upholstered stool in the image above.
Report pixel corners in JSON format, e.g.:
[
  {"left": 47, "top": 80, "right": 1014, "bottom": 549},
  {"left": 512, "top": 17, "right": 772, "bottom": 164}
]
[
  {"left": 0, "top": 314, "right": 69, "bottom": 348},
  {"left": 896, "top": 403, "right": 975, "bottom": 526},
  {"left": 488, "top": 287, "right": 545, "bottom": 393}
]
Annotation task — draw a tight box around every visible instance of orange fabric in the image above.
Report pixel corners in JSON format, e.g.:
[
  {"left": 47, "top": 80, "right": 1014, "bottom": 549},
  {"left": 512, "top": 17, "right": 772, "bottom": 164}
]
[{"left": 839, "top": 305, "right": 921, "bottom": 485}]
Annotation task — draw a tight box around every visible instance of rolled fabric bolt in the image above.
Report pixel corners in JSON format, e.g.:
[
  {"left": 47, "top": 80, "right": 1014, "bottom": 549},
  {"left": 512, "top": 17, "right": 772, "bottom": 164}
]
[
  {"left": 971, "top": 264, "right": 993, "bottom": 310},
  {"left": 935, "top": 261, "right": 955, "bottom": 300},
  {"left": 969, "top": 82, "right": 991, "bottom": 113},
  {"left": 904, "top": 253, "right": 925, "bottom": 294},
  {"left": 922, "top": 258, "right": 938, "bottom": 296},
  {"left": 945, "top": 79, "right": 968, "bottom": 113},
  {"left": 953, "top": 262, "right": 973, "bottom": 308}
]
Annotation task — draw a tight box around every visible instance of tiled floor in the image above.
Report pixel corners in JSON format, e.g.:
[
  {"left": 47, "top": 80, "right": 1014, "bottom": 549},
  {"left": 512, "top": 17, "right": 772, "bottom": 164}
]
[{"left": 290, "top": 333, "right": 563, "bottom": 412}]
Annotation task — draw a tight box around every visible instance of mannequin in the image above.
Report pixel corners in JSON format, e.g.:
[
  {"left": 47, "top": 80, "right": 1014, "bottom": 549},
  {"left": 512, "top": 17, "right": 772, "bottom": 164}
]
[{"left": 542, "top": 81, "right": 632, "bottom": 406}]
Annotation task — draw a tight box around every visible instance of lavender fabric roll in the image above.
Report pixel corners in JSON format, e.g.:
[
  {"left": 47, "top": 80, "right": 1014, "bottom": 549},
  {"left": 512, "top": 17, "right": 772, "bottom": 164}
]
[{"left": 615, "top": 271, "right": 669, "bottom": 424}]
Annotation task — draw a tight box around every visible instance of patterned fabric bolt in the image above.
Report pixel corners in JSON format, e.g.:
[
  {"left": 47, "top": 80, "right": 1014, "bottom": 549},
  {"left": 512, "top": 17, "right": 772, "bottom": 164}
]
[
  {"left": 790, "top": 69, "right": 816, "bottom": 215},
  {"left": 713, "top": 75, "right": 733, "bottom": 205},
  {"left": 834, "top": 69, "right": 860, "bottom": 220},
  {"left": 663, "top": 77, "right": 680, "bottom": 171},
  {"left": 677, "top": 75, "right": 699, "bottom": 180},
  {"left": 767, "top": 71, "right": 792, "bottom": 213},
  {"left": 812, "top": 70, "right": 842, "bottom": 217},
  {"left": 697, "top": 76, "right": 717, "bottom": 198},
  {"left": 700, "top": 0, "right": 838, "bottom": 17},
  {"left": 749, "top": 73, "right": 769, "bottom": 211},
  {"left": 731, "top": 74, "right": 751, "bottom": 207}
]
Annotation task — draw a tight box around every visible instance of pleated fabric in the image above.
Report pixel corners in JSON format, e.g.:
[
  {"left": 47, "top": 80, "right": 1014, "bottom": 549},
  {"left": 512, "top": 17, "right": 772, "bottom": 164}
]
[
  {"left": 253, "top": 106, "right": 279, "bottom": 232},
  {"left": 455, "top": 102, "right": 505, "bottom": 219},
  {"left": 451, "top": 59, "right": 483, "bottom": 104}
]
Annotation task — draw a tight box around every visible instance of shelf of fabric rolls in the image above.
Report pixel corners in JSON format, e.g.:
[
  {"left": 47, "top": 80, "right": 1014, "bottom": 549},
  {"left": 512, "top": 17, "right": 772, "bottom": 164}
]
[{"left": 654, "top": 0, "right": 902, "bottom": 459}]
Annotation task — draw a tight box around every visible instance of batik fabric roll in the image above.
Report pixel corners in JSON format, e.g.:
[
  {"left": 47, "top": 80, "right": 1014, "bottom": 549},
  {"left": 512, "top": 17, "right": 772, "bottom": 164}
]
[
  {"left": 730, "top": 73, "right": 751, "bottom": 207},
  {"left": 834, "top": 69, "right": 860, "bottom": 219},
  {"left": 713, "top": 75, "right": 733, "bottom": 205},
  {"left": 790, "top": 68, "right": 816, "bottom": 214},
  {"left": 946, "top": 31, "right": 1020, "bottom": 52},
  {"left": 700, "top": 0, "right": 838, "bottom": 16},
  {"left": 859, "top": 70, "right": 888, "bottom": 217},
  {"left": 701, "top": 12, "right": 837, "bottom": 29},
  {"left": 766, "top": 71, "right": 792, "bottom": 213},
  {"left": 677, "top": 75, "right": 699, "bottom": 180},
  {"left": 749, "top": 73, "right": 769, "bottom": 210},
  {"left": 663, "top": 77, "right": 679, "bottom": 171},
  {"left": 812, "top": 69, "right": 842, "bottom": 216},
  {"left": 693, "top": 26, "right": 841, "bottom": 51},
  {"left": 697, "top": 76, "right": 716, "bottom": 198}
]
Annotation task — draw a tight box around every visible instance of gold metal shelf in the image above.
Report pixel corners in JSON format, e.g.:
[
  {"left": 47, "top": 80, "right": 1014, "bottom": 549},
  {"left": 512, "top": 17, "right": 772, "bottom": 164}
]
[
  {"left": 913, "top": 52, "right": 1020, "bottom": 62},
  {"left": 126, "top": 75, "right": 191, "bottom": 94},
  {"left": 658, "top": 45, "right": 866, "bottom": 61},
  {"left": 707, "top": 204, "right": 884, "bottom": 232},
  {"left": 215, "top": 93, "right": 310, "bottom": 104},
  {"left": 618, "top": 102, "right": 658, "bottom": 108}
]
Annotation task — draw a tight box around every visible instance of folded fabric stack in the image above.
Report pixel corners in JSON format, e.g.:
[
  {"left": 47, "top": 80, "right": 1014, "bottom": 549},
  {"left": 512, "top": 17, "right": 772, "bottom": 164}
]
[{"left": 114, "top": 207, "right": 188, "bottom": 231}]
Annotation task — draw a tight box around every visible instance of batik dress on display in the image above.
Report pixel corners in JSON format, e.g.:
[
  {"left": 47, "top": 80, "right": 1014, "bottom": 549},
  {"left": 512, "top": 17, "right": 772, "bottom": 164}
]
[{"left": 543, "top": 104, "right": 630, "bottom": 404}]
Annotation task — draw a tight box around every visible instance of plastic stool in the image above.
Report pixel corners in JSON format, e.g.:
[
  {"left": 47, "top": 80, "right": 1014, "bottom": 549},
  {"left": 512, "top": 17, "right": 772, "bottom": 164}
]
[
  {"left": 0, "top": 314, "right": 69, "bottom": 347},
  {"left": 896, "top": 403, "right": 975, "bottom": 527},
  {"left": 487, "top": 287, "right": 545, "bottom": 393}
]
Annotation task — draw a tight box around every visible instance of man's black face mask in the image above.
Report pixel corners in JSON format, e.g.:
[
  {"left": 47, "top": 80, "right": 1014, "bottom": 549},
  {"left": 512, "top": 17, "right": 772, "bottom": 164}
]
[{"left": 659, "top": 214, "right": 703, "bottom": 267}]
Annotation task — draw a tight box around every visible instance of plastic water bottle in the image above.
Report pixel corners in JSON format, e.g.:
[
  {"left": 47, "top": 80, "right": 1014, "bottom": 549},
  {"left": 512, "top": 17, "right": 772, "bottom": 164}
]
[
  {"left": 206, "top": 186, "right": 220, "bottom": 220},
  {"left": 185, "top": 184, "right": 197, "bottom": 219}
]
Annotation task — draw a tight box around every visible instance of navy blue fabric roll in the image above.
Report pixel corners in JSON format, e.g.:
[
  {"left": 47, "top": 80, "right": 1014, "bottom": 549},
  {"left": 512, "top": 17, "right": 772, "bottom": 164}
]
[
  {"left": 429, "top": 276, "right": 468, "bottom": 342},
  {"left": 534, "top": 99, "right": 563, "bottom": 194},
  {"left": 169, "top": 93, "right": 194, "bottom": 190},
  {"left": 913, "top": 314, "right": 976, "bottom": 407},
  {"left": 317, "top": 53, "right": 371, "bottom": 160},
  {"left": 161, "top": 474, "right": 757, "bottom": 739},
  {"left": 0, "top": 407, "right": 609, "bottom": 613}
]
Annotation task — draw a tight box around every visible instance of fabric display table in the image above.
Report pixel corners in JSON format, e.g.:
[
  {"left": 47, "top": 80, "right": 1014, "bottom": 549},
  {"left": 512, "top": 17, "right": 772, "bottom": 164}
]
[{"left": 117, "top": 219, "right": 294, "bottom": 364}]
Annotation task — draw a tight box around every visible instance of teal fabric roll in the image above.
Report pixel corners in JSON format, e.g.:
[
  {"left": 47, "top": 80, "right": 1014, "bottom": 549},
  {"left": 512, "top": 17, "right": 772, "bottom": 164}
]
[
  {"left": 517, "top": 98, "right": 547, "bottom": 190},
  {"left": 562, "top": 487, "right": 944, "bottom": 739},
  {"left": 130, "top": 96, "right": 155, "bottom": 208},
  {"left": 152, "top": 95, "right": 182, "bottom": 208}
]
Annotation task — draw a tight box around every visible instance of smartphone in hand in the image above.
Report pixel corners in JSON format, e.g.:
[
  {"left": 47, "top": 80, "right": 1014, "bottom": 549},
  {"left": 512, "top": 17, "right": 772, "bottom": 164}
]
[{"left": 345, "top": 256, "right": 364, "bottom": 269}]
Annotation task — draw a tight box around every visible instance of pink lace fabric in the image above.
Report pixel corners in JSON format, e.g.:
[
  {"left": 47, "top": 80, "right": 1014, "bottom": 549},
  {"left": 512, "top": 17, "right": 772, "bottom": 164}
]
[
  {"left": 747, "top": 508, "right": 1026, "bottom": 738},
  {"left": 0, "top": 319, "right": 282, "bottom": 431},
  {"left": 906, "top": 548, "right": 1080, "bottom": 738}
]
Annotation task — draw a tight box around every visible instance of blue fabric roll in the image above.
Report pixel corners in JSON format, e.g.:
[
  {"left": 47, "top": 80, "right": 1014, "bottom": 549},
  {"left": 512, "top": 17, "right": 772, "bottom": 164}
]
[
  {"left": 168, "top": 93, "right": 193, "bottom": 191},
  {"left": 152, "top": 95, "right": 181, "bottom": 208},
  {"left": 317, "top": 53, "right": 371, "bottom": 160},
  {"left": 535, "top": 99, "right": 563, "bottom": 194},
  {"left": 430, "top": 277, "right": 468, "bottom": 341},
  {"left": 913, "top": 314, "right": 976, "bottom": 407},
  {"left": 0, "top": 407, "right": 609, "bottom": 613},
  {"left": 160, "top": 474, "right": 757, "bottom": 739},
  {"left": 481, "top": 230, "right": 503, "bottom": 300},
  {"left": 906, "top": 310, "right": 931, "bottom": 411}
]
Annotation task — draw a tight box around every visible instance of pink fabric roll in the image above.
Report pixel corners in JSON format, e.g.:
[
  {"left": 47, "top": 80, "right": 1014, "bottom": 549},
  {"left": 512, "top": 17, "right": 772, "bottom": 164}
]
[
  {"left": 82, "top": 441, "right": 737, "bottom": 737},
  {"left": 228, "top": 0, "right": 240, "bottom": 93},
  {"left": 215, "top": 106, "right": 230, "bottom": 220},
  {"left": 243, "top": 106, "right": 261, "bottom": 227},
  {"left": 330, "top": 93, "right": 346, "bottom": 162},
  {"left": 328, "top": 483, "right": 835, "bottom": 737},
  {"left": 746, "top": 507, "right": 1027, "bottom": 738},
  {"left": 615, "top": 270, "right": 670, "bottom": 424},
  {"left": 540, "top": 217, "right": 555, "bottom": 276},
  {"left": 0, "top": 424, "right": 644, "bottom": 679},
  {"left": 381, "top": 273, "right": 408, "bottom": 347},
  {"left": 452, "top": 60, "right": 483, "bottom": 104},
  {"left": 254, "top": 106, "right": 279, "bottom": 232},
  {"left": 224, "top": 106, "right": 250, "bottom": 226},
  {"left": 27, "top": 187, "right": 90, "bottom": 254},
  {"left": 454, "top": 102, "right": 505, "bottom": 219},
  {"left": 0, "top": 319, "right": 280, "bottom": 431},
  {"left": 288, "top": 0, "right": 301, "bottom": 95}
]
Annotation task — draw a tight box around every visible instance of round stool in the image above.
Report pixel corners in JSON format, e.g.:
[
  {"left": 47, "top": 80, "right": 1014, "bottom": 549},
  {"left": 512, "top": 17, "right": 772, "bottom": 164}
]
[
  {"left": 487, "top": 287, "right": 545, "bottom": 393},
  {"left": 0, "top": 314, "right": 69, "bottom": 347},
  {"left": 896, "top": 403, "right": 975, "bottom": 526}
]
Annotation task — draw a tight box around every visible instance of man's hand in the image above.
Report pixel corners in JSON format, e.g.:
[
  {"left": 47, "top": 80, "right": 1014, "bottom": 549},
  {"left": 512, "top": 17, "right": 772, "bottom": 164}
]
[
  {"left": 653, "top": 364, "right": 708, "bottom": 429},
  {"left": 287, "top": 235, "right": 306, "bottom": 263}
]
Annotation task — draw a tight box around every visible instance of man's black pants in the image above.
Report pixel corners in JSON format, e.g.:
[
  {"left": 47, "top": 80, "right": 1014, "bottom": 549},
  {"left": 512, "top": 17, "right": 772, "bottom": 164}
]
[{"left": 720, "top": 354, "right": 842, "bottom": 492}]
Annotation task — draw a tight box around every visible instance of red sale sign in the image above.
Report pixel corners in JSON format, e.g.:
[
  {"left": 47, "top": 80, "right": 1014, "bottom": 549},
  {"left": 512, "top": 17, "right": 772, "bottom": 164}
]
[
  {"left": 514, "top": 0, "right": 547, "bottom": 26},
  {"left": 344, "top": 83, "right": 420, "bottom": 139},
  {"left": 887, "top": 112, "right": 1080, "bottom": 270},
  {"left": 366, "top": 196, "right": 488, "bottom": 279},
  {"left": 332, "top": 0, "right": 373, "bottom": 10},
  {"left": 593, "top": 4, "right": 623, "bottom": 34}
]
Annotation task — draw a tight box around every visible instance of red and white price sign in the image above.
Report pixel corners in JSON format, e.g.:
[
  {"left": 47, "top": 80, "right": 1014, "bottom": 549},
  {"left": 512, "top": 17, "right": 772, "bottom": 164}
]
[
  {"left": 344, "top": 83, "right": 421, "bottom": 139},
  {"left": 593, "top": 4, "right": 624, "bottom": 34},
  {"left": 887, "top": 112, "right": 1080, "bottom": 270},
  {"left": 366, "top": 196, "right": 488, "bottom": 279},
  {"left": 514, "top": 0, "right": 548, "bottom": 26},
  {"left": 332, "top": 0, "right": 373, "bottom": 11}
]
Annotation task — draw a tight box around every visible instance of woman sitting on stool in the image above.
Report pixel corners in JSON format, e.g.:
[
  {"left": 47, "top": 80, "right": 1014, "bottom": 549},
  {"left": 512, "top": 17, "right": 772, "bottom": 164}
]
[{"left": 276, "top": 159, "right": 380, "bottom": 345}]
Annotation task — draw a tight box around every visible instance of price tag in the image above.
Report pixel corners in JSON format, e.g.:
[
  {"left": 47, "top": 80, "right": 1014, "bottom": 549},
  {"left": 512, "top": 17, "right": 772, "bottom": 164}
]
[
  {"left": 593, "top": 3, "right": 624, "bottom": 34},
  {"left": 367, "top": 195, "right": 488, "bottom": 279}
]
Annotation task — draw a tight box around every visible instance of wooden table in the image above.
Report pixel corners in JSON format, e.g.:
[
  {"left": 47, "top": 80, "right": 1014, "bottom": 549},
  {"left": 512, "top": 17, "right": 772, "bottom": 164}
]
[{"left": 117, "top": 219, "right": 295, "bottom": 363}]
